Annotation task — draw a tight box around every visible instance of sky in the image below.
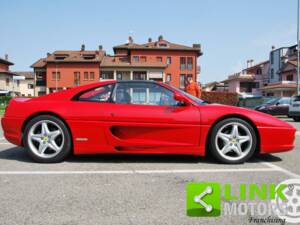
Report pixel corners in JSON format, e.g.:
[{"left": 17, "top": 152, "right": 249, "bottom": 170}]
[{"left": 0, "top": 0, "right": 297, "bottom": 83}]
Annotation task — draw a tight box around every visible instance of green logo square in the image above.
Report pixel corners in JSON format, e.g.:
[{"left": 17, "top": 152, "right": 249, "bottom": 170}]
[{"left": 186, "top": 182, "right": 221, "bottom": 217}]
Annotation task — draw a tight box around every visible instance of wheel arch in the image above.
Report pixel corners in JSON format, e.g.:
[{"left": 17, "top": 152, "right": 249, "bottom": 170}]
[
  {"left": 21, "top": 111, "right": 73, "bottom": 149},
  {"left": 205, "top": 114, "right": 260, "bottom": 155}
]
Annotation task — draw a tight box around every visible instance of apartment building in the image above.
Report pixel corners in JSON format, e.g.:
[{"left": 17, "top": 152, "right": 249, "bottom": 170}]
[
  {"left": 31, "top": 36, "right": 202, "bottom": 94},
  {"left": 0, "top": 55, "right": 35, "bottom": 96},
  {"left": 261, "top": 44, "right": 297, "bottom": 96},
  {"left": 225, "top": 60, "right": 269, "bottom": 97}
]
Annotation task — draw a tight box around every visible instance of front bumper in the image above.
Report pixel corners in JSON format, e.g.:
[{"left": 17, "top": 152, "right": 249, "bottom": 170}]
[{"left": 258, "top": 126, "right": 296, "bottom": 153}]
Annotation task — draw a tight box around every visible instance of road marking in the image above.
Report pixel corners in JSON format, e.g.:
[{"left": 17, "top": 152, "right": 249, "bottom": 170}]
[
  {"left": 261, "top": 161, "right": 300, "bottom": 178},
  {"left": 0, "top": 168, "right": 278, "bottom": 175}
]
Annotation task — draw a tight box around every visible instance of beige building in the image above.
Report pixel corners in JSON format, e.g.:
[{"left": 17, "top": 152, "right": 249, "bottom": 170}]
[{"left": 13, "top": 72, "right": 35, "bottom": 96}]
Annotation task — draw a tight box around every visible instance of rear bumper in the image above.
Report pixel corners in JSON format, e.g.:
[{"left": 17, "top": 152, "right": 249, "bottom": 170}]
[
  {"left": 1, "top": 117, "right": 23, "bottom": 146},
  {"left": 258, "top": 126, "right": 296, "bottom": 153}
]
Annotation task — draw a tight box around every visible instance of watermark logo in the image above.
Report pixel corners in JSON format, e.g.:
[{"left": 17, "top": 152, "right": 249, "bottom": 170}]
[
  {"left": 186, "top": 182, "right": 221, "bottom": 217},
  {"left": 272, "top": 179, "right": 300, "bottom": 223},
  {"left": 186, "top": 181, "right": 289, "bottom": 222}
]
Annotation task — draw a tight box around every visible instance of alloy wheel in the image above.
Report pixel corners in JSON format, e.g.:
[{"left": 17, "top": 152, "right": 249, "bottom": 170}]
[
  {"left": 27, "top": 120, "right": 64, "bottom": 159},
  {"left": 215, "top": 122, "right": 253, "bottom": 161}
]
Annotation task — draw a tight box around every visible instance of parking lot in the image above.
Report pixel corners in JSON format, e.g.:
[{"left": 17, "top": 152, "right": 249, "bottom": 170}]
[{"left": 0, "top": 117, "right": 299, "bottom": 225}]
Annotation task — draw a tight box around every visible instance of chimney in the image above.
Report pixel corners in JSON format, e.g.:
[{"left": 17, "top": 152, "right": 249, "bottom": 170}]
[
  {"left": 158, "top": 35, "right": 163, "bottom": 41},
  {"left": 271, "top": 45, "right": 276, "bottom": 50},
  {"left": 148, "top": 37, "right": 152, "bottom": 43},
  {"left": 47, "top": 52, "right": 51, "bottom": 57},
  {"left": 128, "top": 36, "right": 133, "bottom": 44},
  {"left": 4, "top": 54, "right": 8, "bottom": 60},
  {"left": 193, "top": 44, "right": 201, "bottom": 49},
  {"left": 81, "top": 44, "right": 85, "bottom": 51},
  {"left": 98, "top": 45, "right": 103, "bottom": 50}
]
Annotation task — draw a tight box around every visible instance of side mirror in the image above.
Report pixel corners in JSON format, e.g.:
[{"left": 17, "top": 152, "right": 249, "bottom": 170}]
[
  {"left": 174, "top": 92, "right": 189, "bottom": 105},
  {"left": 276, "top": 102, "right": 280, "bottom": 106}
]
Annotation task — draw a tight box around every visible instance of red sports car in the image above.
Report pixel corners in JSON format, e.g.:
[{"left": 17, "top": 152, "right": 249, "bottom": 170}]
[{"left": 1, "top": 80, "right": 296, "bottom": 164}]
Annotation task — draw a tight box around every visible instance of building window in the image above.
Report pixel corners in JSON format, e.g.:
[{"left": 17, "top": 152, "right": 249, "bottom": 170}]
[
  {"left": 133, "top": 72, "right": 146, "bottom": 80},
  {"left": 140, "top": 56, "right": 147, "bottom": 62},
  {"left": 17, "top": 80, "right": 20, "bottom": 87},
  {"left": 166, "top": 74, "right": 171, "bottom": 82},
  {"left": 84, "top": 72, "right": 89, "bottom": 80},
  {"left": 6, "top": 78, "right": 9, "bottom": 86},
  {"left": 90, "top": 72, "right": 95, "bottom": 80},
  {"left": 287, "top": 74, "right": 294, "bottom": 81},
  {"left": 256, "top": 68, "right": 262, "bottom": 74},
  {"left": 133, "top": 56, "right": 139, "bottom": 62},
  {"left": 270, "top": 52, "right": 274, "bottom": 64},
  {"left": 117, "top": 73, "right": 122, "bottom": 80},
  {"left": 52, "top": 72, "right": 60, "bottom": 81},
  {"left": 180, "top": 57, "right": 186, "bottom": 70},
  {"left": 74, "top": 72, "right": 80, "bottom": 86},
  {"left": 180, "top": 74, "right": 185, "bottom": 89},
  {"left": 28, "top": 84, "right": 34, "bottom": 89},
  {"left": 101, "top": 71, "right": 114, "bottom": 80},
  {"left": 167, "top": 57, "right": 171, "bottom": 65},
  {"left": 156, "top": 56, "right": 162, "bottom": 62},
  {"left": 187, "top": 57, "right": 193, "bottom": 70},
  {"left": 270, "top": 69, "right": 274, "bottom": 79}
]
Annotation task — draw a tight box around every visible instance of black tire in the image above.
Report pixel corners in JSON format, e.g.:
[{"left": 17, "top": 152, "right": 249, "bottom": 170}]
[
  {"left": 209, "top": 118, "right": 257, "bottom": 164},
  {"left": 293, "top": 117, "right": 300, "bottom": 122},
  {"left": 23, "top": 115, "right": 72, "bottom": 163}
]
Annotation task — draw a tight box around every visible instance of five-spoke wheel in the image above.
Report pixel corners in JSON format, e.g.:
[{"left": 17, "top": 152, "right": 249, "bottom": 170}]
[
  {"left": 24, "top": 115, "right": 71, "bottom": 163},
  {"left": 210, "top": 118, "right": 257, "bottom": 164}
]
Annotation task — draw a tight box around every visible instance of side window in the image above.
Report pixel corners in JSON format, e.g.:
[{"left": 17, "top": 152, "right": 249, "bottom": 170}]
[
  {"left": 113, "top": 83, "right": 179, "bottom": 106},
  {"left": 279, "top": 98, "right": 290, "bottom": 105},
  {"left": 77, "top": 84, "right": 114, "bottom": 102}
]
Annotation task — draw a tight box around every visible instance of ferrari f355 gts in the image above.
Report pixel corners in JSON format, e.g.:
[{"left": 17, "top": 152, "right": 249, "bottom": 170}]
[{"left": 1, "top": 80, "right": 296, "bottom": 164}]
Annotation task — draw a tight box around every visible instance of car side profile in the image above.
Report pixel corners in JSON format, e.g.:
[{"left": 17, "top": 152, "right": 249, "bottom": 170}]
[
  {"left": 1, "top": 80, "right": 296, "bottom": 164},
  {"left": 254, "top": 97, "right": 291, "bottom": 116}
]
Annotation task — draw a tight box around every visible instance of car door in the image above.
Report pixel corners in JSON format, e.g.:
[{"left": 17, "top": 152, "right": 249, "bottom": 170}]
[
  {"left": 105, "top": 82, "right": 201, "bottom": 151},
  {"left": 276, "top": 98, "right": 290, "bottom": 115}
]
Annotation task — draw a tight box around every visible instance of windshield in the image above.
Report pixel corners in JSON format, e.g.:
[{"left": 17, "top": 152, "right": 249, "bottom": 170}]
[
  {"left": 164, "top": 84, "right": 206, "bottom": 105},
  {"left": 265, "top": 97, "right": 280, "bottom": 105}
]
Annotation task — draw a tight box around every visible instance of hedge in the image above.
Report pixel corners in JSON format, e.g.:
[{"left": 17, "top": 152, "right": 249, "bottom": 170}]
[
  {"left": 0, "top": 96, "right": 13, "bottom": 105},
  {"left": 201, "top": 91, "right": 239, "bottom": 106}
]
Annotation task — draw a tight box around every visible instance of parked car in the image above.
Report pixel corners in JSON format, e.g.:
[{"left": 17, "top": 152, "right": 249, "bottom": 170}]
[
  {"left": 289, "top": 95, "right": 300, "bottom": 121},
  {"left": 1, "top": 80, "right": 296, "bottom": 164},
  {"left": 254, "top": 97, "right": 291, "bottom": 115}
]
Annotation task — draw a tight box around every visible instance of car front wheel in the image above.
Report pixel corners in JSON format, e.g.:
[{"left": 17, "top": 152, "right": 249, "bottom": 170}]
[
  {"left": 23, "top": 115, "right": 72, "bottom": 163},
  {"left": 209, "top": 118, "right": 257, "bottom": 164}
]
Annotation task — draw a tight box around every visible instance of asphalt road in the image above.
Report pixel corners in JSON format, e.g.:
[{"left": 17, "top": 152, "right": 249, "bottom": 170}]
[{"left": 0, "top": 117, "right": 299, "bottom": 225}]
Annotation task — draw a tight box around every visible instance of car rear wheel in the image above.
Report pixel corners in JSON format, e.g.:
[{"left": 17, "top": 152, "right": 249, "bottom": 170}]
[
  {"left": 209, "top": 118, "right": 257, "bottom": 164},
  {"left": 24, "top": 115, "right": 72, "bottom": 163}
]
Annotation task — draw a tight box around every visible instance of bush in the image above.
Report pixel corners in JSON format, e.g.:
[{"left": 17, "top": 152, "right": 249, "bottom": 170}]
[
  {"left": 0, "top": 96, "right": 12, "bottom": 105},
  {"left": 201, "top": 91, "right": 239, "bottom": 106}
]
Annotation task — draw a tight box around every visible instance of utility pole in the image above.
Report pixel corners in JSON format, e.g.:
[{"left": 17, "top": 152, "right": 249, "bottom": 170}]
[
  {"left": 55, "top": 64, "right": 58, "bottom": 92},
  {"left": 297, "top": 0, "right": 300, "bottom": 95}
]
